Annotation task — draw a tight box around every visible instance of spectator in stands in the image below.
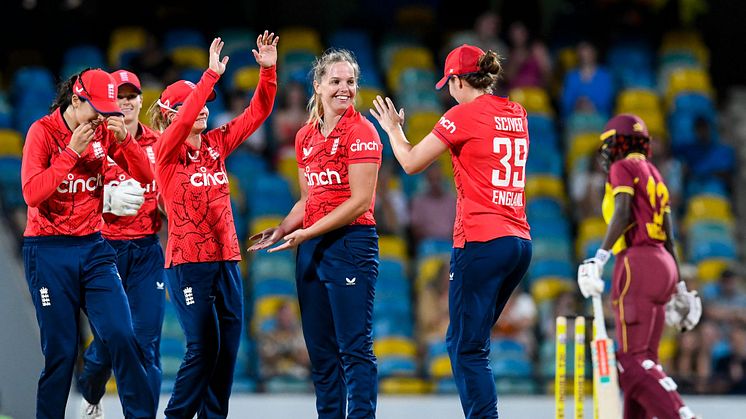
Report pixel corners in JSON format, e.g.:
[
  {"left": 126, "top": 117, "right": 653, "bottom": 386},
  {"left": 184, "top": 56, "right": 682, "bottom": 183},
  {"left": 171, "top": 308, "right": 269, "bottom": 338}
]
[
  {"left": 651, "top": 137, "right": 684, "bottom": 210},
  {"left": 375, "top": 160, "right": 409, "bottom": 236},
  {"left": 272, "top": 81, "right": 309, "bottom": 161},
  {"left": 671, "top": 320, "right": 720, "bottom": 393},
  {"left": 503, "top": 21, "right": 552, "bottom": 91},
  {"left": 703, "top": 269, "right": 746, "bottom": 330},
  {"left": 409, "top": 162, "right": 456, "bottom": 246},
  {"left": 445, "top": 11, "right": 509, "bottom": 60},
  {"left": 249, "top": 48, "right": 382, "bottom": 419},
  {"left": 213, "top": 88, "right": 267, "bottom": 154},
  {"left": 492, "top": 291, "right": 537, "bottom": 357},
  {"left": 417, "top": 257, "right": 451, "bottom": 344},
  {"left": 679, "top": 116, "right": 736, "bottom": 194},
  {"left": 559, "top": 41, "right": 614, "bottom": 118},
  {"left": 569, "top": 155, "right": 605, "bottom": 220},
  {"left": 258, "top": 301, "right": 310, "bottom": 381},
  {"left": 713, "top": 327, "right": 746, "bottom": 394},
  {"left": 21, "top": 68, "right": 156, "bottom": 417},
  {"left": 129, "top": 33, "right": 178, "bottom": 86},
  {"left": 150, "top": 33, "right": 277, "bottom": 418}
]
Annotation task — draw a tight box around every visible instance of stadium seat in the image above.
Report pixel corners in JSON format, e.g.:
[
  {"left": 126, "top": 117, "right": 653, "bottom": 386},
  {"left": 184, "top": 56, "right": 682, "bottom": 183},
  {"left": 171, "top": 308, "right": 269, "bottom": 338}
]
[
  {"left": 170, "top": 46, "right": 208, "bottom": 69},
  {"left": 0, "top": 129, "right": 23, "bottom": 157},
  {"left": 564, "top": 111, "right": 605, "bottom": 141},
  {"left": 379, "top": 235, "right": 408, "bottom": 260},
  {"left": 405, "top": 111, "right": 441, "bottom": 143},
  {"left": 527, "top": 114, "right": 558, "bottom": 148},
  {"left": 697, "top": 258, "right": 731, "bottom": 283},
  {"left": 615, "top": 88, "right": 660, "bottom": 115},
  {"left": 525, "top": 175, "right": 566, "bottom": 204},
  {"left": 508, "top": 87, "right": 553, "bottom": 115},
  {"left": 665, "top": 67, "right": 714, "bottom": 106},
  {"left": 278, "top": 26, "right": 323, "bottom": 57},
  {"left": 253, "top": 279, "right": 296, "bottom": 299},
  {"left": 379, "top": 377, "right": 430, "bottom": 394},
  {"left": 163, "top": 28, "right": 206, "bottom": 52},
  {"left": 566, "top": 133, "right": 601, "bottom": 170},
  {"left": 377, "top": 357, "right": 418, "bottom": 378},
  {"left": 357, "top": 86, "right": 384, "bottom": 115},
  {"left": 61, "top": 45, "right": 106, "bottom": 78},
  {"left": 374, "top": 337, "right": 418, "bottom": 358},
  {"left": 684, "top": 195, "right": 734, "bottom": 228},
  {"left": 575, "top": 217, "right": 607, "bottom": 257}
]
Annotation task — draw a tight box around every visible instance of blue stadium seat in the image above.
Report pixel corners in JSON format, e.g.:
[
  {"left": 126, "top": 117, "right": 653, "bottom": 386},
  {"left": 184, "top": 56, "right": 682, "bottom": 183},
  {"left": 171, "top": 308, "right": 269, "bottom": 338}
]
[
  {"left": 249, "top": 251, "right": 296, "bottom": 282},
  {"left": 416, "top": 238, "right": 452, "bottom": 258},
  {"left": 672, "top": 92, "right": 716, "bottom": 118},
  {"left": 526, "top": 197, "right": 564, "bottom": 222},
  {"left": 163, "top": 28, "right": 206, "bottom": 52},
  {"left": 373, "top": 313, "right": 414, "bottom": 338},
  {"left": 378, "top": 356, "right": 418, "bottom": 378},
  {"left": 61, "top": 45, "right": 106, "bottom": 78},
  {"left": 0, "top": 93, "right": 12, "bottom": 128},
  {"left": 689, "top": 238, "right": 737, "bottom": 263},
  {"left": 528, "top": 259, "right": 574, "bottom": 281},
  {"left": 247, "top": 174, "right": 295, "bottom": 217},
  {"left": 527, "top": 114, "right": 558, "bottom": 148},
  {"left": 253, "top": 278, "right": 296, "bottom": 299}
]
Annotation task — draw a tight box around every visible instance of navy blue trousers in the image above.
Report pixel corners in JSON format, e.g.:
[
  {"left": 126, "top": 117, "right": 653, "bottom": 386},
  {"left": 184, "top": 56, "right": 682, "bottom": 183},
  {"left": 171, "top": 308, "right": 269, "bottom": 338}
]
[
  {"left": 78, "top": 234, "right": 165, "bottom": 407},
  {"left": 164, "top": 261, "right": 243, "bottom": 419},
  {"left": 23, "top": 233, "right": 156, "bottom": 419},
  {"left": 446, "top": 236, "right": 532, "bottom": 419},
  {"left": 296, "top": 226, "right": 379, "bottom": 419}
]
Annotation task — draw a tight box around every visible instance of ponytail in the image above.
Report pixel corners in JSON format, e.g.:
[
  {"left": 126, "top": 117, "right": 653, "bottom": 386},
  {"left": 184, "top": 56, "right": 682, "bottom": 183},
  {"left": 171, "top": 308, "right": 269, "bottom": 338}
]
[{"left": 461, "top": 51, "right": 503, "bottom": 93}]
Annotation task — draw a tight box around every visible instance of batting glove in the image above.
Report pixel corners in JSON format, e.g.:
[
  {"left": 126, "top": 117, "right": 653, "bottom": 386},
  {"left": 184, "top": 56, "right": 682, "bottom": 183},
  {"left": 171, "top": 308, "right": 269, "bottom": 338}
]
[
  {"left": 104, "top": 179, "right": 146, "bottom": 216},
  {"left": 578, "top": 261, "right": 605, "bottom": 299},
  {"left": 665, "top": 281, "right": 702, "bottom": 332}
]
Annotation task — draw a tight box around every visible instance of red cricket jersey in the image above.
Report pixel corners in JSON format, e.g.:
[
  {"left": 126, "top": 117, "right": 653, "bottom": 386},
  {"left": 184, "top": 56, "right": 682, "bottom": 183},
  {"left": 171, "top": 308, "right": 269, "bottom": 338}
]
[
  {"left": 295, "top": 106, "right": 382, "bottom": 228},
  {"left": 156, "top": 67, "right": 277, "bottom": 267},
  {"left": 602, "top": 153, "right": 670, "bottom": 253},
  {"left": 102, "top": 123, "right": 161, "bottom": 240},
  {"left": 431, "top": 94, "right": 531, "bottom": 248},
  {"left": 22, "top": 109, "right": 154, "bottom": 237}
]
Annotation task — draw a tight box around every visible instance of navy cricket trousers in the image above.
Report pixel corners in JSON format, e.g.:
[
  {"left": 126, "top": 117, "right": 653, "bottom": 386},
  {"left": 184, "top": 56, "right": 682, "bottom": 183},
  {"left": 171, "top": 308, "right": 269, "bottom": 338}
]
[
  {"left": 296, "top": 225, "right": 379, "bottom": 419},
  {"left": 164, "top": 261, "right": 243, "bottom": 419},
  {"left": 78, "top": 234, "right": 166, "bottom": 407},
  {"left": 446, "top": 236, "right": 532, "bottom": 419},
  {"left": 23, "top": 233, "right": 155, "bottom": 419}
]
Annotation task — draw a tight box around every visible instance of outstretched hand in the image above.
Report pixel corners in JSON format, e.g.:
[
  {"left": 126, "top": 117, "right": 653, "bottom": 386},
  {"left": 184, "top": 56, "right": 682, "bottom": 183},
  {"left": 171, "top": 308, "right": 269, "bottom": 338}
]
[
  {"left": 370, "top": 96, "right": 405, "bottom": 134},
  {"left": 267, "top": 228, "right": 309, "bottom": 253},
  {"left": 247, "top": 226, "right": 285, "bottom": 252},
  {"left": 253, "top": 30, "right": 279, "bottom": 68},
  {"left": 209, "top": 37, "right": 230, "bottom": 75}
]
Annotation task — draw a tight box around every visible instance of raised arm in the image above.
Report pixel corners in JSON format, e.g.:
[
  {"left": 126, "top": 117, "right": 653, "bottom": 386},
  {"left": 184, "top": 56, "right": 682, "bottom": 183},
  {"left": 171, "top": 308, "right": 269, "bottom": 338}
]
[
  {"left": 155, "top": 37, "right": 227, "bottom": 164},
  {"left": 370, "top": 96, "right": 447, "bottom": 174},
  {"left": 218, "top": 31, "right": 279, "bottom": 155}
]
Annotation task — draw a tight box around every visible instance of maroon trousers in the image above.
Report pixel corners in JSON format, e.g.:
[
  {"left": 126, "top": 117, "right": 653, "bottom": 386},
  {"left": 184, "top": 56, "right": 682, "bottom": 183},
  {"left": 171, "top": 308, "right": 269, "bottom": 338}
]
[{"left": 611, "top": 245, "right": 686, "bottom": 419}]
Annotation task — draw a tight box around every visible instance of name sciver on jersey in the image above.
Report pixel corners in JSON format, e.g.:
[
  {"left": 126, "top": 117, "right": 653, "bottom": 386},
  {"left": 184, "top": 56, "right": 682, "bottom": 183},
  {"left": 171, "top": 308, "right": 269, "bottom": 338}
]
[{"left": 491, "top": 116, "right": 525, "bottom": 208}]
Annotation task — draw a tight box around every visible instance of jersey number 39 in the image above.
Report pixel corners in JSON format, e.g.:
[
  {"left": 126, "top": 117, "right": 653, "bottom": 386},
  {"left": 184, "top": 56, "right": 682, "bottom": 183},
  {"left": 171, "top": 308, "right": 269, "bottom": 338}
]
[{"left": 492, "top": 137, "right": 527, "bottom": 188}]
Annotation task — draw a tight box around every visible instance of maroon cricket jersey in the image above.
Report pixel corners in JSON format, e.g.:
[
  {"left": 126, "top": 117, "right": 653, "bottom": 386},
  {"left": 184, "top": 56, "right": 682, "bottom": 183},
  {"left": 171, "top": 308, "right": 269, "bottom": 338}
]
[
  {"left": 102, "top": 123, "right": 161, "bottom": 240},
  {"left": 295, "top": 106, "right": 382, "bottom": 228},
  {"left": 155, "top": 67, "right": 277, "bottom": 267},
  {"left": 431, "top": 94, "right": 531, "bottom": 248},
  {"left": 22, "top": 109, "right": 154, "bottom": 236},
  {"left": 602, "top": 153, "right": 671, "bottom": 253}
]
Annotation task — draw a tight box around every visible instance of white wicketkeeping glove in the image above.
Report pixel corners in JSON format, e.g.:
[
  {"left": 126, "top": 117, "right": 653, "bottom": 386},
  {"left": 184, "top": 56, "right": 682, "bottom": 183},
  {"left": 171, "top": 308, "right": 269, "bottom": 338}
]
[
  {"left": 103, "top": 179, "right": 146, "bottom": 216},
  {"left": 665, "top": 281, "right": 702, "bottom": 332},
  {"left": 578, "top": 260, "right": 605, "bottom": 299}
]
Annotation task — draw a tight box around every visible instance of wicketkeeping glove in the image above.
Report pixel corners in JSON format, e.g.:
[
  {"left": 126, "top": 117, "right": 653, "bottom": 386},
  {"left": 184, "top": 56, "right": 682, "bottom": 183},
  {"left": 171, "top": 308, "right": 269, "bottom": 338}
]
[
  {"left": 104, "top": 179, "right": 146, "bottom": 216},
  {"left": 665, "top": 281, "right": 702, "bottom": 332}
]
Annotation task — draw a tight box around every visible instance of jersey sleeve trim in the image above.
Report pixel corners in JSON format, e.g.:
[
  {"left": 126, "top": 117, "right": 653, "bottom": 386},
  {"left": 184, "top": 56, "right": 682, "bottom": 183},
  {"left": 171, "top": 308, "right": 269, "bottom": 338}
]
[
  {"left": 612, "top": 186, "right": 634, "bottom": 196},
  {"left": 431, "top": 128, "right": 453, "bottom": 147}
]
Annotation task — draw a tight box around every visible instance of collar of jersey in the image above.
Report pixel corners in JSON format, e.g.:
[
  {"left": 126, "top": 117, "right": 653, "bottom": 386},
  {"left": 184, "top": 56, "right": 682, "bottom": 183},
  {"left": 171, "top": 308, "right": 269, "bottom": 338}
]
[
  {"left": 625, "top": 153, "right": 647, "bottom": 160},
  {"left": 316, "top": 105, "right": 357, "bottom": 137}
]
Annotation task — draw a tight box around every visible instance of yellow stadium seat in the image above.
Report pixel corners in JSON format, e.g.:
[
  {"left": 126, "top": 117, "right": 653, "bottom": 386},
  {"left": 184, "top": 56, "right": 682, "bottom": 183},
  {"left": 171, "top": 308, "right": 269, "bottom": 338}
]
[
  {"left": 379, "top": 235, "right": 408, "bottom": 260},
  {"left": 249, "top": 215, "right": 284, "bottom": 236},
  {"left": 508, "top": 87, "right": 553, "bottom": 115},
  {"left": 170, "top": 46, "right": 208, "bottom": 68},
  {"left": 697, "top": 258, "right": 731, "bottom": 283},
  {"left": 615, "top": 88, "right": 660, "bottom": 115},
  {"left": 566, "top": 133, "right": 600, "bottom": 170},
  {"left": 278, "top": 154, "right": 300, "bottom": 197},
  {"left": 357, "top": 87, "right": 384, "bottom": 114},
  {"left": 379, "top": 377, "right": 431, "bottom": 394},
  {"left": 405, "top": 111, "right": 441, "bottom": 142},
  {"left": 660, "top": 31, "right": 709, "bottom": 66},
  {"left": 374, "top": 337, "right": 418, "bottom": 358},
  {"left": 416, "top": 256, "right": 447, "bottom": 292},
  {"left": 139, "top": 87, "right": 162, "bottom": 125},
  {"left": 108, "top": 26, "right": 147, "bottom": 66},
  {"left": 665, "top": 68, "right": 714, "bottom": 106},
  {"left": 0, "top": 129, "right": 24, "bottom": 156},
  {"left": 575, "top": 217, "right": 607, "bottom": 257},
  {"left": 278, "top": 27, "right": 323, "bottom": 56},
  {"left": 233, "top": 66, "right": 260, "bottom": 91},
  {"left": 556, "top": 46, "right": 578, "bottom": 74},
  {"left": 684, "top": 195, "right": 734, "bottom": 229},
  {"left": 429, "top": 355, "right": 452, "bottom": 378},
  {"left": 525, "top": 175, "right": 565, "bottom": 204},
  {"left": 658, "top": 330, "right": 677, "bottom": 364},
  {"left": 530, "top": 277, "right": 573, "bottom": 304},
  {"left": 390, "top": 47, "right": 435, "bottom": 70},
  {"left": 252, "top": 296, "right": 299, "bottom": 332}
]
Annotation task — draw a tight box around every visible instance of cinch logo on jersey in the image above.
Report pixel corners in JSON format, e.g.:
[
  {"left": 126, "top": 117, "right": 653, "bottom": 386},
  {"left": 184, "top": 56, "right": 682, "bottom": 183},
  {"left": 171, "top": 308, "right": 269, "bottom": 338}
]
[
  {"left": 107, "top": 174, "right": 157, "bottom": 193},
  {"left": 438, "top": 117, "right": 456, "bottom": 134},
  {"left": 190, "top": 166, "right": 229, "bottom": 187},
  {"left": 494, "top": 116, "right": 524, "bottom": 132},
  {"left": 304, "top": 166, "right": 342, "bottom": 186},
  {"left": 57, "top": 173, "right": 103, "bottom": 193},
  {"left": 350, "top": 139, "right": 379, "bottom": 153},
  {"left": 492, "top": 189, "right": 524, "bottom": 207}
]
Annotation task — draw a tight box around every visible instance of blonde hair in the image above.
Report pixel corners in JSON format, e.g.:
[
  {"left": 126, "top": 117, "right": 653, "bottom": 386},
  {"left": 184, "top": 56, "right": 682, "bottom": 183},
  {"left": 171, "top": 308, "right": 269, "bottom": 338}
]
[
  {"left": 147, "top": 100, "right": 170, "bottom": 132},
  {"left": 306, "top": 48, "right": 360, "bottom": 126}
]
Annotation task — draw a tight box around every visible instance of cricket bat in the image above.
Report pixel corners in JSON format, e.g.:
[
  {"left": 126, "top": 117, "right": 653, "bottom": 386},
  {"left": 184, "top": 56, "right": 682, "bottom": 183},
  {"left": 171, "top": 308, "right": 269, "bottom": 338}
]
[{"left": 591, "top": 295, "right": 623, "bottom": 419}]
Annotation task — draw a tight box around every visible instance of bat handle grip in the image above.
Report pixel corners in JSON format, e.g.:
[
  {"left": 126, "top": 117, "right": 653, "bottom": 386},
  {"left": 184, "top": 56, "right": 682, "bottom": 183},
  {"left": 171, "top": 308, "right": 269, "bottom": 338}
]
[{"left": 592, "top": 295, "right": 608, "bottom": 339}]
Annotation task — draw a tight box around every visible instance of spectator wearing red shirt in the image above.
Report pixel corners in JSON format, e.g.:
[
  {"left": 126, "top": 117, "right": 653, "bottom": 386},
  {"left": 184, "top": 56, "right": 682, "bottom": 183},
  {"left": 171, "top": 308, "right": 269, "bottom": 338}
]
[
  {"left": 250, "top": 49, "right": 382, "bottom": 419},
  {"left": 149, "top": 33, "right": 278, "bottom": 418},
  {"left": 21, "top": 68, "right": 156, "bottom": 418},
  {"left": 371, "top": 44, "right": 532, "bottom": 419}
]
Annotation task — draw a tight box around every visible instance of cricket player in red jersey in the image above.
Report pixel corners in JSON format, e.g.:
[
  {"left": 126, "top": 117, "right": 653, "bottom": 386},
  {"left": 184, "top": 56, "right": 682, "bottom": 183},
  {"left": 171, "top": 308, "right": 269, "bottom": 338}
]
[
  {"left": 77, "top": 69, "right": 165, "bottom": 418},
  {"left": 21, "top": 68, "right": 156, "bottom": 418},
  {"left": 371, "top": 44, "right": 532, "bottom": 419},
  {"left": 150, "top": 33, "right": 277, "bottom": 418},
  {"left": 249, "top": 49, "right": 382, "bottom": 418},
  {"left": 577, "top": 114, "right": 701, "bottom": 419}
]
